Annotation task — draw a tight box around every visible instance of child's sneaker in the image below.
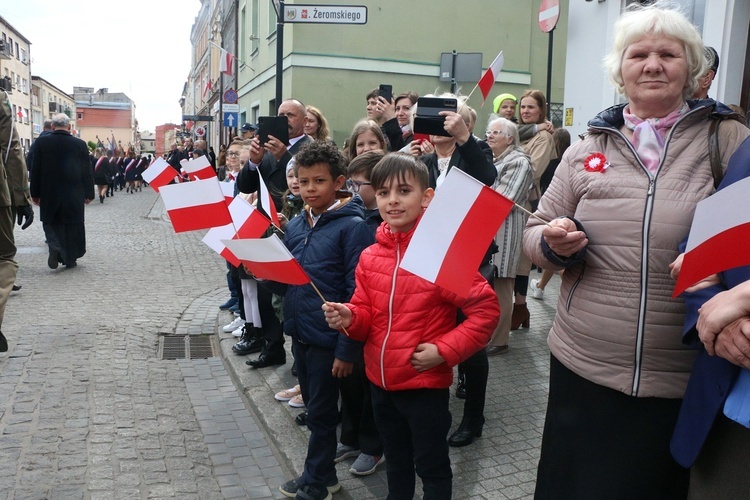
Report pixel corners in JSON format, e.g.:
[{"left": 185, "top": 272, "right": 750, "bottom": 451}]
[
  {"left": 275, "top": 384, "right": 301, "bottom": 402},
  {"left": 288, "top": 394, "right": 305, "bottom": 408},
  {"left": 334, "top": 443, "right": 360, "bottom": 463},
  {"left": 529, "top": 278, "right": 545, "bottom": 300},
  {"left": 279, "top": 477, "right": 340, "bottom": 498},
  {"left": 349, "top": 453, "right": 385, "bottom": 476}
]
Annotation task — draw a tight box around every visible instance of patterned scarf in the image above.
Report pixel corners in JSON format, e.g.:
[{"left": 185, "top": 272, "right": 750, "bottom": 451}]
[{"left": 622, "top": 103, "right": 688, "bottom": 175}]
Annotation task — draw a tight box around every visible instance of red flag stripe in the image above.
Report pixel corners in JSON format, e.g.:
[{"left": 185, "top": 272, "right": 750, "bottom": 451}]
[
  {"left": 434, "top": 186, "right": 514, "bottom": 295},
  {"left": 236, "top": 211, "right": 271, "bottom": 239},
  {"left": 220, "top": 247, "right": 241, "bottom": 267},
  {"left": 673, "top": 222, "right": 750, "bottom": 297},
  {"left": 241, "top": 259, "right": 310, "bottom": 285},
  {"left": 148, "top": 167, "right": 179, "bottom": 192},
  {"left": 168, "top": 201, "right": 232, "bottom": 233}
]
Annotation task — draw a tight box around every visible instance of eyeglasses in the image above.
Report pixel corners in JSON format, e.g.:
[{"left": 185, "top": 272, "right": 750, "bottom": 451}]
[
  {"left": 346, "top": 179, "right": 371, "bottom": 193},
  {"left": 485, "top": 130, "right": 510, "bottom": 138},
  {"left": 226, "top": 151, "right": 241, "bottom": 157}
]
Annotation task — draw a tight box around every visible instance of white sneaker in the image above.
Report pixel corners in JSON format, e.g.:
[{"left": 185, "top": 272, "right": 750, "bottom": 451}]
[
  {"left": 222, "top": 316, "right": 245, "bottom": 333},
  {"left": 275, "top": 385, "right": 301, "bottom": 402},
  {"left": 530, "top": 278, "right": 544, "bottom": 300},
  {"left": 231, "top": 324, "right": 245, "bottom": 337}
]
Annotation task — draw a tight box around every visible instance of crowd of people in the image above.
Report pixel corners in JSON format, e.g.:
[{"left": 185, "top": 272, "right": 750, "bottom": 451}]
[{"left": 202, "top": 3, "right": 750, "bottom": 500}]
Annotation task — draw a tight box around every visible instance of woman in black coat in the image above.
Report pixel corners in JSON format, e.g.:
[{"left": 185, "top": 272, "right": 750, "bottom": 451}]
[{"left": 91, "top": 148, "right": 110, "bottom": 203}]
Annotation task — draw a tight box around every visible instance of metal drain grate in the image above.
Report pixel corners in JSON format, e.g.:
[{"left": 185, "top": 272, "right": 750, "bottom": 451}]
[{"left": 159, "top": 335, "right": 217, "bottom": 360}]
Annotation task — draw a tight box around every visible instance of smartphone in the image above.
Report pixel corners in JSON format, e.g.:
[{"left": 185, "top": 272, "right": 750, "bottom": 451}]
[
  {"left": 257, "top": 116, "right": 289, "bottom": 146},
  {"left": 378, "top": 84, "right": 393, "bottom": 103},
  {"left": 413, "top": 97, "right": 458, "bottom": 137}
]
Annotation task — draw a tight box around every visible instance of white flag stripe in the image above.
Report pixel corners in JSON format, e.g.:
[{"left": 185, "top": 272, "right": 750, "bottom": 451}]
[
  {"left": 202, "top": 223, "right": 237, "bottom": 254},
  {"left": 159, "top": 178, "right": 225, "bottom": 210},
  {"left": 222, "top": 234, "right": 293, "bottom": 263},
  {"left": 229, "top": 195, "right": 256, "bottom": 221},
  {"left": 220, "top": 181, "right": 236, "bottom": 199},
  {"left": 183, "top": 155, "right": 212, "bottom": 173},
  {"left": 400, "top": 168, "right": 483, "bottom": 281},
  {"left": 686, "top": 176, "right": 750, "bottom": 252},
  {"left": 539, "top": 5, "right": 560, "bottom": 22}
]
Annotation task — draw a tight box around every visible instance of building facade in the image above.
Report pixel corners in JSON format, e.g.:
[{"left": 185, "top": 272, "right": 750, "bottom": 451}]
[
  {"left": 155, "top": 123, "right": 182, "bottom": 158},
  {"left": 185, "top": 0, "right": 570, "bottom": 146},
  {"left": 30, "top": 76, "right": 76, "bottom": 140},
  {"left": 74, "top": 87, "right": 137, "bottom": 154},
  {"left": 0, "top": 15, "right": 32, "bottom": 153}
]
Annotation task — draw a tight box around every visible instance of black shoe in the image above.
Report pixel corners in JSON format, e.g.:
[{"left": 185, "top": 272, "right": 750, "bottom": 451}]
[
  {"left": 0, "top": 330, "right": 7, "bottom": 353},
  {"left": 295, "top": 411, "right": 307, "bottom": 426},
  {"left": 455, "top": 372, "right": 466, "bottom": 399},
  {"left": 12, "top": 284, "right": 21, "bottom": 292},
  {"left": 293, "top": 483, "right": 330, "bottom": 500},
  {"left": 232, "top": 326, "right": 265, "bottom": 355},
  {"left": 246, "top": 352, "right": 286, "bottom": 368},
  {"left": 486, "top": 345, "right": 509, "bottom": 356},
  {"left": 448, "top": 416, "right": 485, "bottom": 447},
  {"left": 48, "top": 249, "right": 59, "bottom": 269}
]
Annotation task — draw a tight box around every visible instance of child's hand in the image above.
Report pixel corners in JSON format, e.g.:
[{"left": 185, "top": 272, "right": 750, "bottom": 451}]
[
  {"left": 670, "top": 253, "right": 720, "bottom": 292},
  {"left": 322, "top": 302, "right": 353, "bottom": 330},
  {"left": 410, "top": 343, "right": 445, "bottom": 372},
  {"left": 332, "top": 359, "right": 354, "bottom": 378}
]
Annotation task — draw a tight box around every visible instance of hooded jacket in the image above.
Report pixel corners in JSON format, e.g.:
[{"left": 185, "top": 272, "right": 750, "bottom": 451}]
[
  {"left": 283, "top": 192, "right": 374, "bottom": 363},
  {"left": 346, "top": 221, "right": 499, "bottom": 391},
  {"left": 523, "top": 100, "right": 750, "bottom": 399}
]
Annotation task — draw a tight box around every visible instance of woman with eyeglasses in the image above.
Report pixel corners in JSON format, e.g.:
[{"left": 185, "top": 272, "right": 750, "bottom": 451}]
[{"left": 484, "top": 117, "right": 533, "bottom": 358}]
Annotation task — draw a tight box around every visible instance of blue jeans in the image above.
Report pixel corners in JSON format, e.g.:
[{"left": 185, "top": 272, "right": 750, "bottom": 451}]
[
  {"left": 370, "top": 384, "right": 452, "bottom": 500},
  {"left": 293, "top": 338, "right": 340, "bottom": 488}
]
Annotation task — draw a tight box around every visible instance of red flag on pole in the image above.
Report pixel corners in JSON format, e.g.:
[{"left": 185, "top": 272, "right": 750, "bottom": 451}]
[
  {"left": 257, "top": 168, "right": 282, "bottom": 228},
  {"left": 182, "top": 155, "right": 216, "bottom": 181},
  {"left": 400, "top": 168, "right": 513, "bottom": 298},
  {"left": 477, "top": 51, "right": 505, "bottom": 102},
  {"left": 220, "top": 48, "right": 234, "bottom": 77},
  {"left": 160, "top": 178, "right": 232, "bottom": 233}
]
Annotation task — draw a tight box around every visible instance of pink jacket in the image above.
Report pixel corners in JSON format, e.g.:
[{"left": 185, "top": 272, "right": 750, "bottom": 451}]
[{"left": 346, "top": 222, "right": 499, "bottom": 391}]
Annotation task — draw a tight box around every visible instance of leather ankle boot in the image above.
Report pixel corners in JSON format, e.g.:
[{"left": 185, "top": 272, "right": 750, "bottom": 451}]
[
  {"left": 448, "top": 416, "right": 485, "bottom": 447},
  {"left": 511, "top": 303, "right": 530, "bottom": 330}
]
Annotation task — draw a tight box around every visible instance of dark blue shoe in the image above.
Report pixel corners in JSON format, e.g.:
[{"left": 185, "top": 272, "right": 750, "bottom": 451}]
[
  {"left": 219, "top": 297, "right": 238, "bottom": 310},
  {"left": 228, "top": 303, "right": 240, "bottom": 314}
]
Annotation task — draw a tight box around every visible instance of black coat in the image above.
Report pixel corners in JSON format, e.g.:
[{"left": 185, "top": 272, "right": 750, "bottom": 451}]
[
  {"left": 30, "top": 129, "right": 94, "bottom": 224},
  {"left": 419, "top": 135, "right": 496, "bottom": 189}
]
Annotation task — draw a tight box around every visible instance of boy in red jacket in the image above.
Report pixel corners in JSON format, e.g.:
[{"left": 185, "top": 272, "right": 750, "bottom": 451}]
[{"left": 323, "top": 153, "right": 499, "bottom": 500}]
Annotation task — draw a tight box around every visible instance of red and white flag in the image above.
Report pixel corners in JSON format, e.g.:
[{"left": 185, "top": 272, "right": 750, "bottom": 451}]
[
  {"left": 477, "top": 51, "right": 504, "bottom": 102},
  {"left": 142, "top": 157, "right": 179, "bottom": 192},
  {"left": 257, "top": 168, "right": 281, "bottom": 228},
  {"left": 222, "top": 234, "right": 310, "bottom": 285},
  {"left": 220, "top": 180, "right": 236, "bottom": 205},
  {"left": 400, "top": 168, "right": 513, "bottom": 298},
  {"left": 220, "top": 48, "right": 234, "bottom": 76},
  {"left": 673, "top": 176, "right": 750, "bottom": 297},
  {"left": 202, "top": 222, "right": 241, "bottom": 267},
  {"left": 160, "top": 178, "right": 232, "bottom": 233},
  {"left": 229, "top": 196, "right": 271, "bottom": 239},
  {"left": 182, "top": 155, "right": 216, "bottom": 181}
]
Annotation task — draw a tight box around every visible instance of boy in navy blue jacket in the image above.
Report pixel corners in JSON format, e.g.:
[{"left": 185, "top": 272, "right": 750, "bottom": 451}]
[{"left": 278, "top": 141, "right": 374, "bottom": 500}]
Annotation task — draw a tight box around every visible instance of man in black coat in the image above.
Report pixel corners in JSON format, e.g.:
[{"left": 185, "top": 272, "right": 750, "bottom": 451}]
[
  {"left": 30, "top": 113, "right": 94, "bottom": 269},
  {"left": 236, "top": 98, "right": 313, "bottom": 369}
]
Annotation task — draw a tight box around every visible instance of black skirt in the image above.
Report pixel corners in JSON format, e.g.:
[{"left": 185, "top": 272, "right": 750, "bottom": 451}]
[{"left": 534, "top": 355, "right": 689, "bottom": 500}]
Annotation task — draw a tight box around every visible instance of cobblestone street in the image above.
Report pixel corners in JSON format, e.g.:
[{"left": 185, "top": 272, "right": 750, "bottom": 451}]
[{"left": 0, "top": 188, "right": 558, "bottom": 499}]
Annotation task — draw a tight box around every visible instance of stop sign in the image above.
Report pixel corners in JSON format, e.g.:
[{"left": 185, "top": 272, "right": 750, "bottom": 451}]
[{"left": 539, "top": 0, "right": 560, "bottom": 33}]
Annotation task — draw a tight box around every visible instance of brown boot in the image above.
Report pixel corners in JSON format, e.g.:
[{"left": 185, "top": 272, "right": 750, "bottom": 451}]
[{"left": 511, "top": 303, "right": 530, "bottom": 330}]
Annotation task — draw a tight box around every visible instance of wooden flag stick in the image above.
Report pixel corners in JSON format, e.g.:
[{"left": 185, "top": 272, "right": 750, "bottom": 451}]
[
  {"left": 514, "top": 202, "right": 553, "bottom": 227},
  {"left": 309, "top": 281, "right": 350, "bottom": 337}
]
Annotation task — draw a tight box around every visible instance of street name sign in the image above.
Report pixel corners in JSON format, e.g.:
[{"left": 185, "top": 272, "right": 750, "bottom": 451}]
[
  {"left": 283, "top": 4, "right": 367, "bottom": 24},
  {"left": 223, "top": 104, "right": 240, "bottom": 112}
]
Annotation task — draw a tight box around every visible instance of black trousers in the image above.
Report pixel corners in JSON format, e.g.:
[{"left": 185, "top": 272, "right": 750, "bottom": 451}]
[
  {"left": 370, "top": 384, "right": 452, "bottom": 500},
  {"left": 534, "top": 354, "right": 689, "bottom": 500},
  {"left": 456, "top": 348, "right": 488, "bottom": 420},
  {"left": 339, "top": 359, "right": 382, "bottom": 455},
  {"left": 257, "top": 281, "right": 284, "bottom": 357}
]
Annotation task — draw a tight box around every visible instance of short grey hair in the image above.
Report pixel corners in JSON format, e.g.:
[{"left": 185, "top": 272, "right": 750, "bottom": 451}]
[
  {"left": 486, "top": 115, "right": 520, "bottom": 145},
  {"left": 51, "top": 113, "right": 70, "bottom": 128},
  {"left": 42, "top": 119, "right": 53, "bottom": 130},
  {"left": 603, "top": 1, "right": 706, "bottom": 100}
]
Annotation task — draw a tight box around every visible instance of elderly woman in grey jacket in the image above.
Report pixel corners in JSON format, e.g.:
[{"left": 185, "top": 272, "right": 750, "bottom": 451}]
[
  {"left": 523, "top": 3, "right": 750, "bottom": 499},
  {"left": 485, "top": 117, "right": 533, "bottom": 356}
]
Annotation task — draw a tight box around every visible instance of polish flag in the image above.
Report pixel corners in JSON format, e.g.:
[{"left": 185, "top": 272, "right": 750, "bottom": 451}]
[
  {"left": 257, "top": 168, "right": 281, "bottom": 228},
  {"left": 142, "top": 158, "right": 179, "bottom": 192},
  {"left": 182, "top": 155, "right": 216, "bottom": 181},
  {"left": 160, "top": 178, "right": 232, "bottom": 232},
  {"left": 229, "top": 196, "right": 271, "bottom": 239},
  {"left": 220, "top": 180, "right": 236, "bottom": 205},
  {"left": 673, "top": 175, "right": 750, "bottom": 297},
  {"left": 202, "top": 223, "right": 241, "bottom": 267},
  {"left": 220, "top": 48, "right": 234, "bottom": 77},
  {"left": 400, "top": 168, "right": 513, "bottom": 298},
  {"left": 222, "top": 234, "right": 310, "bottom": 285},
  {"left": 477, "top": 51, "right": 504, "bottom": 102}
]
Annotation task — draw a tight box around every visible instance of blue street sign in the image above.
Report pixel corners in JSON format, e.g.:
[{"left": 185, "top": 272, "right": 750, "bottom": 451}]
[{"left": 224, "top": 112, "right": 239, "bottom": 128}]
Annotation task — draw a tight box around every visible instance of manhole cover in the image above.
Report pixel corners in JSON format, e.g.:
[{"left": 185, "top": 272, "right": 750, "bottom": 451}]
[{"left": 159, "top": 335, "right": 217, "bottom": 360}]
